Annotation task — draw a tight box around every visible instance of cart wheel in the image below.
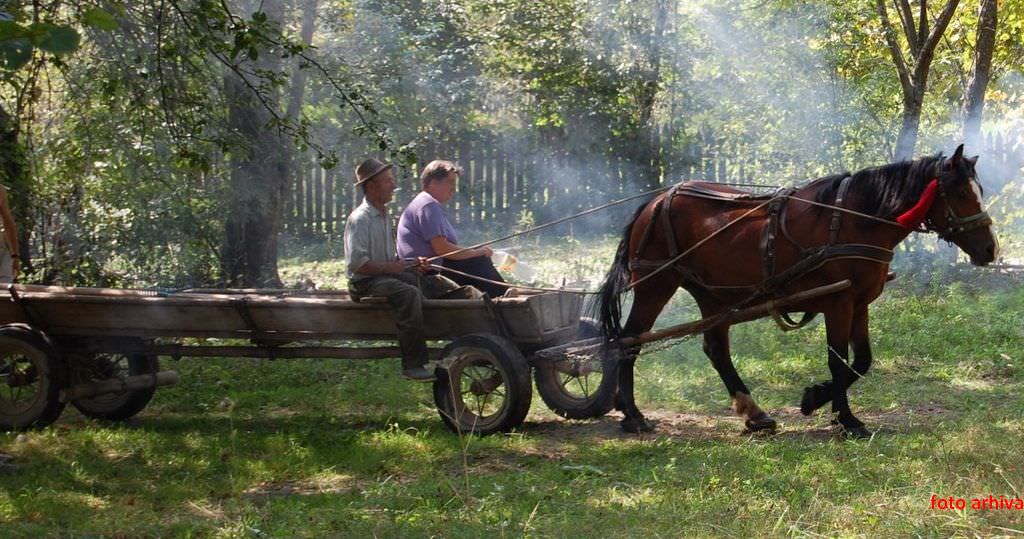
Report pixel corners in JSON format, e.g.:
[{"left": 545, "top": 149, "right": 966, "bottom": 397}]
[
  {"left": 0, "top": 325, "right": 66, "bottom": 430},
  {"left": 433, "top": 334, "right": 532, "bottom": 436},
  {"left": 533, "top": 318, "right": 617, "bottom": 419},
  {"left": 71, "top": 354, "right": 159, "bottom": 420}
]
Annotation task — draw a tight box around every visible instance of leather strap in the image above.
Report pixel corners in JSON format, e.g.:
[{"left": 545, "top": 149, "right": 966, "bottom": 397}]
[
  {"left": 829, "top": 175, "right": 853, "bottom": 245},
  {"left": 761, "top": 188, "right": 796, "bottom": 281},
  {"left": 660, "top": 186, "right": 681, "bottom": 259}
]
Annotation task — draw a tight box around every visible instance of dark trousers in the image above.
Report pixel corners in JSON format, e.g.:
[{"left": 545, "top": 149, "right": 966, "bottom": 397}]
[
  {"left": 349, "top": 272, "right": 467, "bottom": 370},
  {"left": 442, "top": 256, "right": 509, "bottom": 298}
]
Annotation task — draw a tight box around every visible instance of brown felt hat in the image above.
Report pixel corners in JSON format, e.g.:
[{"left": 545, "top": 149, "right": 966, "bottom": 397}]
[{"left": 354, "top": 158, "right": 394, "bottom": 185}]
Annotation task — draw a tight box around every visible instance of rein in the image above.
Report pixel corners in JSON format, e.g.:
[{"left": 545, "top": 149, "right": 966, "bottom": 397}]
[
  {"left": 425, "top": 184, "right": 672, "bottom": 264},
  {"left": 413, "top": 172, "right": 991, "bottom": 303}
]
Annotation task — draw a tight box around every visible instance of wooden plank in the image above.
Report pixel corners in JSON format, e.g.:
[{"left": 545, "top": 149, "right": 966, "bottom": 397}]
[
  {"left": 294, "top": 159, "right": 306, "bottom": 235},
  {"left": 284, "top": 162, "right": 294, "bottom": 234},
  {"left": 0, "top": 286, "right": 580, "bottom": 346},
  {"left": 314, "top": 163, "right": 324, "bottom": 234},
  {"left": 146, "top": 345, "right": 443, "bottom": 360},
  {"left": 482, "top": 138, "right": 492, "bottom": 222},
  {"left": 305, "top": 159, "right": 315, "bottom": 234},
  {"left": 459, "top": 141, "right": 471, "bottom": 225},
  {"left": 325, "top": 167, "right": 335, "bottom": 234},
  {"left": 620, "top": 280, "right": 851, "bottom": 347},
  {"left": 537, "top": 280, "right": 852, "bottom": 361},
  {"left": 495, "top": 136, "right": 506, "bottom": 217}
]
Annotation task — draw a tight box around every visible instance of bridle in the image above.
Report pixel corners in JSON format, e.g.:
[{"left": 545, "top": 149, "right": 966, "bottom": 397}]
[{"left": 926, "top": 177, "right": 993, "bottom": 241}]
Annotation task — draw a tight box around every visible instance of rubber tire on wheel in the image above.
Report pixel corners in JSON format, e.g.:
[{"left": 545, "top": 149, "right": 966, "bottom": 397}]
[
  {"left": 534, "top": 318, "right": 617, "bottom": 419},
  {"left": 433, "top": 334, "right": 532, "bottom": 436},
  {"left": 72, "top": 354, "right": 159, "bottom": 421},
  {"left": 0, "top": 325, "right": 66, "bottom": 430}
]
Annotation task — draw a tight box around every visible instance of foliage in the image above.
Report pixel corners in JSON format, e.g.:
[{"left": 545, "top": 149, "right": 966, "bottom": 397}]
[{"left": 0, "top": 0, "right": 1021, "bottom": 285}]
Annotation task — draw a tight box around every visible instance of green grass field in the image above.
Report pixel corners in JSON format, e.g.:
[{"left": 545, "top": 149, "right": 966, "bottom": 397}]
[{"left": 1, "top": 243, "right": 1023, "bottom": 538}]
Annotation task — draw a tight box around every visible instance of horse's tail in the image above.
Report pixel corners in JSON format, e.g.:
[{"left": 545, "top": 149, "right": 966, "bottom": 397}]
[{"left": 595, "top": 201, "right": 649, "bottom": 343}]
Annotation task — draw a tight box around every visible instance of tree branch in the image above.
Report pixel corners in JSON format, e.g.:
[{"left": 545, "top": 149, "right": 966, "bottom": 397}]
[
  {"left": 914, "top": 0, "right": 960, "bottom": 83},
  {"left": 894, "top": 0, "right": 919, "bottom": 56},
  {"left": 918, "top": 0, "right": 929, "bottom": 46},
  {"left": 876, "top": 0, "right": 913, "bottom": 94}
]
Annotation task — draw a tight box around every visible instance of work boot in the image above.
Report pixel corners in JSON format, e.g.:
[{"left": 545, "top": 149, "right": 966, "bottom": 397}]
[{"left": 401, "top": 366, "right": 436, "bottom": 382}]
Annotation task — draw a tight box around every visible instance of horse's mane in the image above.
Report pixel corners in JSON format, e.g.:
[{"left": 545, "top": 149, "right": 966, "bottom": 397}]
[{"left": 810, "top": 153, "right": 945, "bottom": 218}]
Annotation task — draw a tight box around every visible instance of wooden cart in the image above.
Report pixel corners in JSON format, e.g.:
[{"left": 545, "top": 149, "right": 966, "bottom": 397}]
[{"left": 0, "top": 284, "right": 614, "bottom": 435}]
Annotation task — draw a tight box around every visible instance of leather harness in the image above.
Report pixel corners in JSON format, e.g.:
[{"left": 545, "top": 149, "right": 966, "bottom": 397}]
[{"left": 629, "top": 178, "right": 895, "bottom": 329}]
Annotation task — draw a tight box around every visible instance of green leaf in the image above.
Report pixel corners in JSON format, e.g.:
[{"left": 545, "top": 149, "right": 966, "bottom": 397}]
[
  {"left": 0, "top": 38, "right": 31, "bottom": 70},
  {"left": 0, "top": 20, "right": 27, "bottom": 42},
  {"left": 35, "top": 24, "right": 79, "bottom": 55},
  {"left": 83, "top": 7, "right": 118, "bottom": 31}
]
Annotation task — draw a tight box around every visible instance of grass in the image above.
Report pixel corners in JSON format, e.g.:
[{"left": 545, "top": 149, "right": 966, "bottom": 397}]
[{"left": 2, "top": 238, "right": 1023, "bottom": 537}]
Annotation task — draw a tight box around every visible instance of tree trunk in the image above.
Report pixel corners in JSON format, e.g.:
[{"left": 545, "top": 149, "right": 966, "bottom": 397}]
[
  {"left": 220, "top": 2, "right": 288, "bottom": 287},
  {"left": 894, "top": 91, "right": 924, "bottom": 161},
  {"left": 961, "top": 0, "right": 997, "bottom": 150}
]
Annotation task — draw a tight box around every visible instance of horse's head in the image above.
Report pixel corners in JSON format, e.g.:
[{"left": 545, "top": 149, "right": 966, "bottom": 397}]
[{"left": 926, "top": 144, "right": 998, "bottom": 266}]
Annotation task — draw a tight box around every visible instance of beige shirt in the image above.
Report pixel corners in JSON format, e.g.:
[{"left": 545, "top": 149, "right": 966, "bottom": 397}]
[{"left": 344, "top": 198, "right": 397, "bottom": 282}]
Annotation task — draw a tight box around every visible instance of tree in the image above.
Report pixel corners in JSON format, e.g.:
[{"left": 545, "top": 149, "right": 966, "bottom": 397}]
[
  {"left": 220, "top": 3, "right": 290, "bottom": 287},
  {"left": 961, "top": 0, "right": 997, "bottom": 150},
  {"left": 876, "top": 0, "right": 960, "bottom": 160}
]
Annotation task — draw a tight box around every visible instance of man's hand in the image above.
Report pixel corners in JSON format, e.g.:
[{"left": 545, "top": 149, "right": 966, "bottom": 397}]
[
  {"left": 477, "top": 246, "right": 494, "bottom": 258},
  {"left": 414, "top": 257, "right": 432, "bottom": 274}
]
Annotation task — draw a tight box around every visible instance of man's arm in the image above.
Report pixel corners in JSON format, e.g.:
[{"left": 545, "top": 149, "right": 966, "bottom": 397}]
[{"left": 429, "top": 236, "right": 492, "bottom": 261}]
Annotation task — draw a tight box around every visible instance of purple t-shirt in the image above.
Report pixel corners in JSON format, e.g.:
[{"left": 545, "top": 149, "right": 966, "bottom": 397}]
[{"left": 397, "top": 191, "right": 458, "bottom": 265}]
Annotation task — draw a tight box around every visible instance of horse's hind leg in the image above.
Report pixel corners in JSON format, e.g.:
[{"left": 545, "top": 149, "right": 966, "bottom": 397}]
[
  {"left": 702, "top": 323, "right": 778, "bottom": 433},
  {"left": 616, "top": 281, "right": 677, "bottom": 434}
]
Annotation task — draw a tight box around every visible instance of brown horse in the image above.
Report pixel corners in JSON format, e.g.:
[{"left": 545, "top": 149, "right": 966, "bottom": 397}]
[{"left": 597, "top": 145, "right": 998, "bottom": 437}]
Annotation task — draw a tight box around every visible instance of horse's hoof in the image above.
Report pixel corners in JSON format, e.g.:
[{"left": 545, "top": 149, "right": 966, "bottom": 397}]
[
  {"left": 800, "top": 383, "right": 830, "bottom": 415},
  {"left": 841, "top": 425, "right": 873, "bottom": 439},
  {"left": 744, "top": 413, "right": 778, "bottom": 433},
  {"left": 620, "top": 417, "right": 655, "bottom": 433}
]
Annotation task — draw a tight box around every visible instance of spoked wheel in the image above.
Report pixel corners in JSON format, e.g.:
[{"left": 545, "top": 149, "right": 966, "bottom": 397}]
[
  {"left": 534, "top": 318, "right": 617, "bottom": 419},
  {"left": 71, "top": 353, "right": 159, "bottom": 420},
  {"left": 0, "top": 325, "right": 66, "bottom": 430},
  {"left": 433, "top": 334, "right": 532, "bottom": 436}
]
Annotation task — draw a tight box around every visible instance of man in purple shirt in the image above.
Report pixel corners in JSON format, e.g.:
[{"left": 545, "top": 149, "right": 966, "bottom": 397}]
[{"left": 397, "top": 160, "right": 509, "bottom": 297}]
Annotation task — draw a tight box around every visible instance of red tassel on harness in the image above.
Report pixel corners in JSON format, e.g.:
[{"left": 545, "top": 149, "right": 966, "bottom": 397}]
[{"left": 896, "top": 179, "right": 939, "bottom": 229}]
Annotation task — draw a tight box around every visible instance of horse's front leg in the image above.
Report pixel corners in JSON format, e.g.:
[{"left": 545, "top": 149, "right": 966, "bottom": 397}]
[
  {"left": 702, "top": 323, "right": 777, "bottom": 433},
  {"left": 801, "top": 306, "right": 873, "bottom": 417},
  {"left": 822, "top": 305, "right": 871, "bottom": 438}
]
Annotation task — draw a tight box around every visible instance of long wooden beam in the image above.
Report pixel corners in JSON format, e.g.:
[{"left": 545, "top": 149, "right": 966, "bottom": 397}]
[{"left": 619, "top": 280, "right": 851, "bottom": 347}]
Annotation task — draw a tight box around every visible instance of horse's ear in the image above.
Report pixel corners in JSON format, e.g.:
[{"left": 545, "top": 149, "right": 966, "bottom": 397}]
[
  {"left": 953, "top": 144, "right": 965, "bottom": 163},
  {"left": 968, "top": 155, "right": 979, "bottom": 167}
]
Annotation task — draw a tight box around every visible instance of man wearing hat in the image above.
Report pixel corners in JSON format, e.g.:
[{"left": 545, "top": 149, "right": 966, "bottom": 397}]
[{"left": 344, "top": 158, "right": 473, "bottom": 381}]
